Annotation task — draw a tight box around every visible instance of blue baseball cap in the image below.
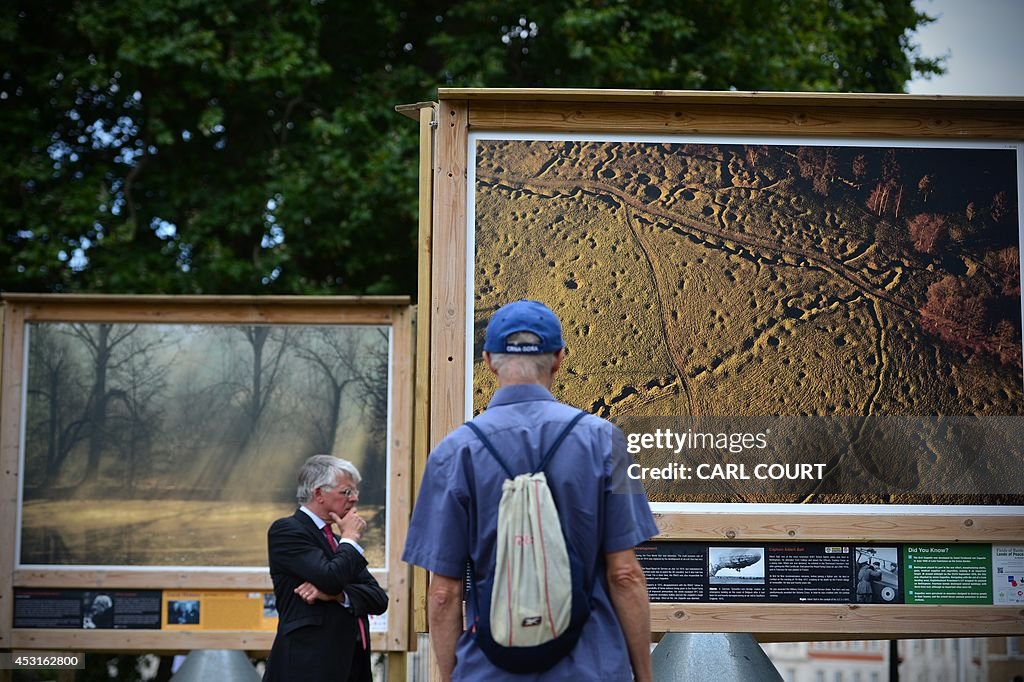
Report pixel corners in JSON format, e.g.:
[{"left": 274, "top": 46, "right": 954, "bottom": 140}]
[{"left": 483, "top": 300, "right": 564, "bottom": 354}]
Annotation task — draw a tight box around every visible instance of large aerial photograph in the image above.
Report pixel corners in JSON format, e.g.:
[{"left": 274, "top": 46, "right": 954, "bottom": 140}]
[{"left": 471, "top": 137, "right": 1022, "bottom": 504}]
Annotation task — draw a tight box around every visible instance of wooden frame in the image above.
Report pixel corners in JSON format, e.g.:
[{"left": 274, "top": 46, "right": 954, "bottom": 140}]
[
  {"left": 419, "top": 89, "right": 1024, "bottom": 639},
  {"left": 0, "top": 294, "right": 414, "bottom": 653},
  {"left": 412, "top": 103, "right": 437, "bottom": 641}
]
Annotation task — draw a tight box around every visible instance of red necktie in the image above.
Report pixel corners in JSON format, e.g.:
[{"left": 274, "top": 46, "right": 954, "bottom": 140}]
[
  {"left": 358, "top": 619, "right": 368, "bottom": 650},
  {"left": 322, "top": 525, "right": 338, "bottom": 551},
  {"left": 321, "top": 524, "right": 366, "bottom": 649}
]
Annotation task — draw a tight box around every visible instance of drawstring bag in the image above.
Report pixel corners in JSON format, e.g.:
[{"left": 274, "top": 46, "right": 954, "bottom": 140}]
[{"left": 464, "top": 411, "right": 593, "bottom": 673}]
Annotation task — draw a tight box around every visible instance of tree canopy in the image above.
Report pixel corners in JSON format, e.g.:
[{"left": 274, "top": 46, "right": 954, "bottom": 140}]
[{"left": 1, "top": 0, "right": 943, "bottom": 295}]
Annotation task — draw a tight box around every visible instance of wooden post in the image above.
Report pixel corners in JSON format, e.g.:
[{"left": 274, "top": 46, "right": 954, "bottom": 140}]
[
  {"left": 412, "top": 104, "right": 436, "bottom": 638},
  {"left": 0, "top": 302, "right": 19, "bottom": 651},
  {"left": 386, "top": 651, "right": 407, "bottom": 682},
  {"left": 426, "top": 98, "right": 469, "bottom": 682},
  {"left": 428, "top": 99, "right": 469, "bottom": 446},
  {"left": 388, "top": 302, "right": 415, "bottom": 653}
]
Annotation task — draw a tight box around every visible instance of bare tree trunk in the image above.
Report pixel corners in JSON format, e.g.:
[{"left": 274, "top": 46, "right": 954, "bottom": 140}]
[
  {"left": 249, "top": 326, "right": 267, "bottom": 427},
  {"left": 82, "top": 324, "right": 111, "bottom": 486},
  {"left": 45, "top": 364, "right": 61, "bottom": 484}
]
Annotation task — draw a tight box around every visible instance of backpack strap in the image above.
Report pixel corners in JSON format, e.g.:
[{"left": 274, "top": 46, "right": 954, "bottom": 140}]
[
  {"left": 464, "top": 410, "right": 588, "bottom": 476},
  {"left": 537, "top": 410, "right": 587, "bottom": 472},
  {"left": 464, "top": 421, "right": 515, "bottom": 478}
]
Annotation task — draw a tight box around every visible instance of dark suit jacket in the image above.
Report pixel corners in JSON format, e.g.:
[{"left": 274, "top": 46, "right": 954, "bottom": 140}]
[
  {"left": 345, "top": 572, "right": 388, "bottom": 682},
  {"left": 263, "top": 509, "right": 372, "bottom": 682}
]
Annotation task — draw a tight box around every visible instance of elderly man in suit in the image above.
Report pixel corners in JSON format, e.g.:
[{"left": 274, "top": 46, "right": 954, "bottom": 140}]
[{"left": 263, "top": 455, "right": 387, "bottom": 682}]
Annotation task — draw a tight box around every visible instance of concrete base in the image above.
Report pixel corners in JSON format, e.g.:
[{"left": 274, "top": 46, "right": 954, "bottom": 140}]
[
  {"left": 170, "top": 650, "right": 261, "bottom": 682},
  {"left": 650, "top": 633, "right": 783, "bottom": 681}
]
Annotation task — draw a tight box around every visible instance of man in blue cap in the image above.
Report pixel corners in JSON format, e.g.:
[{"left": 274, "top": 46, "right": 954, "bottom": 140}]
[{"left": 403, "top": 299, "right": 657, "bottom": 681}]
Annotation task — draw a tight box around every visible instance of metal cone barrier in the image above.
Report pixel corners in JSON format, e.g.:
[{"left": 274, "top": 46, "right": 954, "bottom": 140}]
[
  {"left": 169, "top": 650, "right": 261, "bottom": 682},
  {"left": 650, "top": 632, "right": 783, "bottom": 681}
]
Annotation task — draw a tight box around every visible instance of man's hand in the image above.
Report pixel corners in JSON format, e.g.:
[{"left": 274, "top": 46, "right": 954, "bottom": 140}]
[
  {"left": 294, "top": 581, "right": 342, "bottom": 605},
  {"left": 331, "top": 509, "right": 367, "bottom": 542}
]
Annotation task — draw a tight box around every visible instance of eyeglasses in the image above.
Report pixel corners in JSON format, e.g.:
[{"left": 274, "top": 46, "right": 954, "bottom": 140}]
[
  {"left": 329, "top": 486, "right": 359, "bottom": 498},
  {"left": 319, "top": 484, "right": 359, "bottom": 499}
]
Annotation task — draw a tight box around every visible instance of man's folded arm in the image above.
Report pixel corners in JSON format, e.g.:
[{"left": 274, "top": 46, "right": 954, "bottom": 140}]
[{"left": 345, "top": 571, "right": 389, "bottom": 616}]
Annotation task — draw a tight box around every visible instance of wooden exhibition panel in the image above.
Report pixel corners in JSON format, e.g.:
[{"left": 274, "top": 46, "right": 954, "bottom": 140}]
[
  {"left": 418, "top": 89, "right": 1024, "bottom": 638},
  {"left": 0, "top": 295, "right": 414, "bottom": 653}
]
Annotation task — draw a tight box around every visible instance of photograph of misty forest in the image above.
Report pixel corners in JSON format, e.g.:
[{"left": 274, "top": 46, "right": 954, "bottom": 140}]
[{"left": 20, "top": 322, "right": 390, "bottom": 568}]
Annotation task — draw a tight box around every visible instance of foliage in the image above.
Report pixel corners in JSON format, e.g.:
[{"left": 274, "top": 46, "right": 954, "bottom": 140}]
[
  {"left": 1, "top": 0, "right": 943, "bottom": 295},
  {"left": 907, "top": 212, "right": 947, "bottom": 255},
  {"left": 920, "top": 272, "right": 1022, "bottom": 369}
]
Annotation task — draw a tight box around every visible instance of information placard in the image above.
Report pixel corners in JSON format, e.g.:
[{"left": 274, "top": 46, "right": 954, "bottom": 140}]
[
  {"left": 13, "top": 589, "right": 161, "bottom": 629},
  {"left": 639, "top": 542, "right": 911, "bottom": 604},
  {"left": 903, "top": 544, "right": 992, "bottom": 604},
  {"left": 14, "top": 588, "right": 283, "bottom": 632},
  {"left": 163, "top": 590, "right": 277, "bottom": 631},
  {"left": 993, "top": 544, "right": 1024, "bottom": 604}
]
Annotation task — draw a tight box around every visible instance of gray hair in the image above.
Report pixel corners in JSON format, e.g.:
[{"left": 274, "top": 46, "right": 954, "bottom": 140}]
[
  {"left": 296, "top": 454, "right": 362, "bottom": 504},
  {"left": 487, "top": 331, "right": 558, "bottom": 383}
]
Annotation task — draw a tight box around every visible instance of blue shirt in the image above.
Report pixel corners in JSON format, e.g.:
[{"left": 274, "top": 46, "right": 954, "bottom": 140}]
[{"left": 402, "top": 384, "right": 658, "bottom": 681}]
